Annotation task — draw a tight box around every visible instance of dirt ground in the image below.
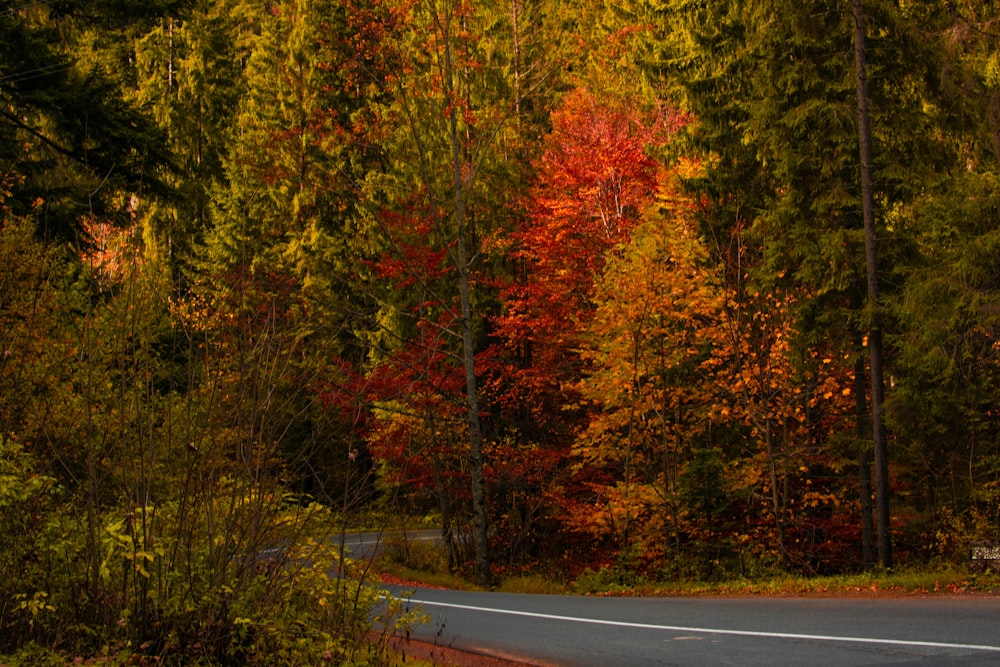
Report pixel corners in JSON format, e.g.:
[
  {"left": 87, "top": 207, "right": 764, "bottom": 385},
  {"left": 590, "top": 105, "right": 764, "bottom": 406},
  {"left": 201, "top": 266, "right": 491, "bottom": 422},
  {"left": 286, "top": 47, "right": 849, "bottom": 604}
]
[{"left": 386, "top": 635, "right": 556, "bottom": 667}]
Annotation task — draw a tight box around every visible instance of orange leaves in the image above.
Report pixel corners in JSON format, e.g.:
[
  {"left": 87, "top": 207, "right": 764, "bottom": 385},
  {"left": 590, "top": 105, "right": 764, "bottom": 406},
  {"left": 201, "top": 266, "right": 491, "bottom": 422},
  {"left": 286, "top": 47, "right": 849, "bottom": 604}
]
[
  {"left": 577, "top": 157, "right": 728, "bottom": 459},
  {"left": 532, "top": 87, "right": 661, "bottom": 245},
  {"left": 488, "top": 87, "right": 674, "bottom": 448},
  {"left": 558, "top": 141, "right": 873, "bottom": 568}
]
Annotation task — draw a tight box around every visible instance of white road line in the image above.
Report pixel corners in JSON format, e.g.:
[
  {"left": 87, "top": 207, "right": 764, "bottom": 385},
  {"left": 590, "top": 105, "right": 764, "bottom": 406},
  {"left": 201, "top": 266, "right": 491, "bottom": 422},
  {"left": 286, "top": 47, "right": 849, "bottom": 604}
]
[
  {"left": 356, "top": 535, "right": 437, "bottom": 545},
  {"left": 403, "top": 597, "right": 1000, "bottom": 653}
]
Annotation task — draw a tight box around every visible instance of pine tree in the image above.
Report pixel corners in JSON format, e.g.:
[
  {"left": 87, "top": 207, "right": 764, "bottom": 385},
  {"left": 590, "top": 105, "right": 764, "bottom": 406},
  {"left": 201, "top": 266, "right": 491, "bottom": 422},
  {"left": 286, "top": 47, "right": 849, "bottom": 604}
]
[
  {"left": 0, "top": 0, "right": 177, "bottom": 240},
  {"left": 648, "top": 0, "right": 955, "bottom": 568}
]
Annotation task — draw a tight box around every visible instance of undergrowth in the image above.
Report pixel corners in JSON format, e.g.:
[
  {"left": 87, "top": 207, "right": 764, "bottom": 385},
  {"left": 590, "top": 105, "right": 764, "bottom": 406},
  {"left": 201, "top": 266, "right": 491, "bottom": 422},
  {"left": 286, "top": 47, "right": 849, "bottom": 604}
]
[{"left": 374, "top": 532, "right": 1000, "bottom": 598}]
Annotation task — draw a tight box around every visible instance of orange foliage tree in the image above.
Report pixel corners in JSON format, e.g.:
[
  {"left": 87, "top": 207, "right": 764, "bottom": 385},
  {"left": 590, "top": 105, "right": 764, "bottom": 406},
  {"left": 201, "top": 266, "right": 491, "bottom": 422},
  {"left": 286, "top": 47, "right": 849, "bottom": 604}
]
[
  {"left": 488, "top": 86, "right": 678, "bottom": 446},
  {"left": 717, "top": 286, "right": 860, "bottom": 572},
  {"left": 482, "top": 86, "right": 682, "bottom": 567},
  {"left": 569, "top": 159, "right": 731, "bottom": 568},
  {"left": 570, "top": 159, "right": 866, "bottom": 576}
]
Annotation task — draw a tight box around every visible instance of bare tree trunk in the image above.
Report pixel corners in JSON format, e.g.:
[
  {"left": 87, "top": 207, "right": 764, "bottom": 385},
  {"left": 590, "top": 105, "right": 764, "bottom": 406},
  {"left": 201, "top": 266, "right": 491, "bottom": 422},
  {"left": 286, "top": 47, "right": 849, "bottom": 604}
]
[
  {"left": 432, "top": 453, "right": 456, "bottom": 572},
  {"left": 510, "top": 0, "right": 523, "bottom": 121},
  {"left": 442, "top": 12, "right": 491, "bottom": 589},
  {"left": 764, "top": 420, "right": 789, "bottom": 567},
  {"left": 854, "top": 333, "right": 876, "bottom": 569},
  {"left": 454, "top": 208, "right": 491, "bottom": 587},
  {"left": 852, "top": 0, "right": 892, "bottom": 569}
]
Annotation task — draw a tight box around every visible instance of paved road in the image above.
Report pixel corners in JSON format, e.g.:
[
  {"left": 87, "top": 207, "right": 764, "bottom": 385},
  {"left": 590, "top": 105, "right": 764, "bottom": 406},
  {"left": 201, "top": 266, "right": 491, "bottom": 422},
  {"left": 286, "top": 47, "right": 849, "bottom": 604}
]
[
  {"left": 334, "top": 528, "right": 440, "bottom": 560},
  {"left": 257, "top": 528, "right": 440, "bottom": 563},
  {"left": 385, "top": 586, "right": 1000, "bottom": 666}
]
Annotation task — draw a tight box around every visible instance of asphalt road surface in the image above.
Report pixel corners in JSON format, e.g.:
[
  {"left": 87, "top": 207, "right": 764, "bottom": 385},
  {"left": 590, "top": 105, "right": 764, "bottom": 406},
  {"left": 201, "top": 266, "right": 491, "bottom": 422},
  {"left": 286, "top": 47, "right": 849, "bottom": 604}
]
[
  {"left": 256, "top": 528, "right": 440, "bottom": 563},
  {"left": 335, "top": 528, "right": 440, "bottom": 560},
  {"left": 385, "top": 586, "right": 1000, "bottom": 666}
]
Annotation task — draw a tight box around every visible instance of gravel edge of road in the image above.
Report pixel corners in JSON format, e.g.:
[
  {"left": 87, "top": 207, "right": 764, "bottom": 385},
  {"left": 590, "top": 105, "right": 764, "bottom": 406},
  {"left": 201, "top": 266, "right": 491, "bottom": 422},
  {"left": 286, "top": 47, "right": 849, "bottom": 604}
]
[{"left": 386, "top": 634, "right": 556, "bottom": 667}]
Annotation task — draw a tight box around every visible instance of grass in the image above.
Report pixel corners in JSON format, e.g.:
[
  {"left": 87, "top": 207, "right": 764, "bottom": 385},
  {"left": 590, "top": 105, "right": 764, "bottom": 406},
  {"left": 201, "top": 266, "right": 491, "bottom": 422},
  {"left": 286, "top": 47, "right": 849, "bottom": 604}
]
[
  {"left": 380, "top": 561, "right": 485, "bottom": 591},
  {"left": 373, "top": 533, "right": 1000, "bottom": 598},
  {"left": 495, "top": 574, "right": 569, "bottom": 595},
  {"left": 654, "top": 568, "right": 1000, "bottom": 597}
]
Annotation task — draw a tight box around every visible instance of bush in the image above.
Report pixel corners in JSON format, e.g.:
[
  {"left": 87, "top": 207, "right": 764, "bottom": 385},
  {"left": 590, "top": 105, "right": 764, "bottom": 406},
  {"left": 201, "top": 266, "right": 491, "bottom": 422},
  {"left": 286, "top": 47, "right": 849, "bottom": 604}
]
[
  {"left": 0, "top": 466, "right": 417, "bottom": 665},
  {"left": 381, "top": 532, "right": 449, "bottom": 574},
  {"left": 497, "top": 574, "right": 566, "bottom": 595}
]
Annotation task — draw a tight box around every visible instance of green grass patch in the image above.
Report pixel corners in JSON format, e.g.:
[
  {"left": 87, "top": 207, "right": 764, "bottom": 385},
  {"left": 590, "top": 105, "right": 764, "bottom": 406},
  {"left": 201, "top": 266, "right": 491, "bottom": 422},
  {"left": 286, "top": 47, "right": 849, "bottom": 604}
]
[
  {"left": 379, "top": 562, "right": 484, "bottom": 591},
  {"left": 643, "top": 567, "right": 1000, "bottom": 597},
  {"left": 496, "top": 574, "right": 569, "bottom": 595},
  {"left": 380, "top": 557, "right": 1000, "bottom": 598}
]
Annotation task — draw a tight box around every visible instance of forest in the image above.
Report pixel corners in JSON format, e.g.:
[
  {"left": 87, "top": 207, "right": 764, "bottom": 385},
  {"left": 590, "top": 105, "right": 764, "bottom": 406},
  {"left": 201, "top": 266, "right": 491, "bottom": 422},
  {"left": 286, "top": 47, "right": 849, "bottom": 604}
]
[{"left": 2, "top": 0, "right": 1000, "bottom": 663}]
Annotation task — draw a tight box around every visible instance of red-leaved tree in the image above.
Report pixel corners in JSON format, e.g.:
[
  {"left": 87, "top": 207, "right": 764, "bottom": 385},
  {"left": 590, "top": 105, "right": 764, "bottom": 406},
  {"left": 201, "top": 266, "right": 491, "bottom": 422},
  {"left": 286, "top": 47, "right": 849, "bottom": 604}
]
[{"left": 481, "top": 87, "right": 686, "bottom": 568}]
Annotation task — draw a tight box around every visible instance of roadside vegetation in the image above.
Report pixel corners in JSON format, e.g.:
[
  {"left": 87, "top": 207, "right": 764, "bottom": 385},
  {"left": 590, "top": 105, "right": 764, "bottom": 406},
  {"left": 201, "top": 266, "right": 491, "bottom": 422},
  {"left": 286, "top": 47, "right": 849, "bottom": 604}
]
[{"left": 375, "top": 528, "right": 1000, "bottom": 598}]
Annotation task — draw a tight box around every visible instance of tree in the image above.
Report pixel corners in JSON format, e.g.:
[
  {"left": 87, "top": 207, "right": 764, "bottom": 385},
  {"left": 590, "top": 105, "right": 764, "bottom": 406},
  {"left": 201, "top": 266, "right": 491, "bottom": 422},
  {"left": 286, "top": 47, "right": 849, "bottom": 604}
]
[
  {"left": 572, "top": 158, "right": 729, "bottom": 565},
  {"left": 132, "top": 0, "right": 244, "bottom": 264},
  {"left": 649, "top": 0, "right": 955, "bottom": 570},
  {"left": 851, "top": 0, "right": 891, "bottom": 568},
  {"left": 492, "top": 86, "right": 669, "bottom": 444},
  {"left": 883, "top": 1, "right": 1000, "bottom": 554},
  {"left": 181, "top": 0, "right": 405, "bottom": 505},
  {"left": 0, "top": 0, "right": 177, "bottom": 240},
  {"left": 571, "top": 156, "right": 863, "bottom": 574},
  {"left": 360, "top": 0, "right": 547, "bottom": 586}
]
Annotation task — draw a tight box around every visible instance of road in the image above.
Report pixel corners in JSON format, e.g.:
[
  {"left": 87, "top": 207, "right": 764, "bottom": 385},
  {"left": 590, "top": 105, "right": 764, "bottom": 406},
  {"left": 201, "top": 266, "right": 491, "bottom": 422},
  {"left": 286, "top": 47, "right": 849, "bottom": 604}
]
[
  {"left": 385, "top": 586, "right": 1000, "bottom": 666},
  {"left": 334, "top": 528, "right": 440, "bottom": 560},
  {"left": 256, "top": 528, "right": 440, "bottom": 563}
]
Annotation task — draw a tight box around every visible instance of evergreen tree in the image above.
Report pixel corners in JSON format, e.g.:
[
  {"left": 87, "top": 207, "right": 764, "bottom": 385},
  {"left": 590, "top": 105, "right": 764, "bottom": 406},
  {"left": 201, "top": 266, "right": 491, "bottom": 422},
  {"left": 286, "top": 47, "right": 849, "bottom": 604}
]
[
  {"left": 648, "top": 0, "right": 952, "bottom": 568},
  {"left": 189, "top": 0, "right": 395, "bottom": 503},
  {"left": 886, "top": 1, "right": 1000, "bottom": 548},
  {"left": 0, "top": 0, "right": 178, "bottom": 240},
  {"left": 133, "top": 0, "right": 243, "bottom": 265}
]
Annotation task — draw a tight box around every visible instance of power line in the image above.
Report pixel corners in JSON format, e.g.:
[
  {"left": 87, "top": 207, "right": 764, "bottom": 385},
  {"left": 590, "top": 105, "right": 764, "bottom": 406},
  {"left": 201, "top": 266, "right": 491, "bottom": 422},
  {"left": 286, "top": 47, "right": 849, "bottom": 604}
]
[
  {"left": 0, "top": 62, "right": 73, "bottom": 85},
  {"left": 0, "top": 1, "right": 74, "bottom": 86}
]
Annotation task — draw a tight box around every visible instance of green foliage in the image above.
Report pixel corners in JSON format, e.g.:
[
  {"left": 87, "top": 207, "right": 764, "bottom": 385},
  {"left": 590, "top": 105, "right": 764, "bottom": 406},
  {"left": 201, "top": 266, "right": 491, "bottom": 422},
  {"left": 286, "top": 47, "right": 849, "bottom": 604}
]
[
  {"left": 0, "top": 0, "right": 177, "bottom": 240},
  {"left": 573, "top": 564, "right": 649, "bottom": 595},
  {"left": 0, "top": 173, "right": 396, "bottom": 664},
  {"left": 0, "top": 436, "right": 63, "bottom": 651},
  {"left": 0, "top": 474, "right": 407, "bottom": 663},
  {"left": 888, "top": 170, "right": 1000, "bottom": 525},
  {"left": 132, "top": 0, "right": 245, "bottom": 260}
]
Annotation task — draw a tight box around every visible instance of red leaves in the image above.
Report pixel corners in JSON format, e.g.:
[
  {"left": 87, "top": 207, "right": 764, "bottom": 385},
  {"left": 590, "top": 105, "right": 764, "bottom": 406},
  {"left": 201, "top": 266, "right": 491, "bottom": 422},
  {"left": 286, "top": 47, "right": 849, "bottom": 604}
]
[
  {"left": 366, "top": 207, "right": 453, "bottom": 290},
  {"left": 490, "top": 88, "right": 674, "bottom": 445},
  {"left": 526, "top": 86, "right": 660, "bottom": 262},
  {"left": 348, "top": 194, "right": 470, "bottom": 493},
  {"left": 335, "top": 0, "right": 411, "bottom": 93}
]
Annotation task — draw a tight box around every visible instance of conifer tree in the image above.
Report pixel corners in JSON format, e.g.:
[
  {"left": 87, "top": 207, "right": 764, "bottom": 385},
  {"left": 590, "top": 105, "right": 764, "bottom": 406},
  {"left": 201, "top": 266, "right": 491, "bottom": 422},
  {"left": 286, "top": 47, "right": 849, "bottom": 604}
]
[
  {"left": 0, "top": 0, "right": 178, "bottom": 240},
  {"left": 647, "top": 0, "right": 953, "bottom": 568}
]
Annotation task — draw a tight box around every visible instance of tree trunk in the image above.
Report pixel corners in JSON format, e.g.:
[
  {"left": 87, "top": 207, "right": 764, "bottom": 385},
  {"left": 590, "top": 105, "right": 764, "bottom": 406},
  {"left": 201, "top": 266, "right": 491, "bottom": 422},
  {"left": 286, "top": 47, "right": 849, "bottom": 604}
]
[
  {"left": 455, "top": 218, "right": 491, "bottom": 587},
  {"left": 510, "top": 0, "right": 523, "bottom": 121},
  {"left": 764, "top": 419, "right": 789, "bottom": 567},
  {"left": 852, "top": 0, "right": 892, "bottom": 569},
  {"left": 432, "top": 453, "right": 456, "bottom": 572},
  {"left": 443, "top": 14, "right": 491, "bottom": 589},
  {"left": 854, "top": 336, "right": 876, "bottom": 570}
]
